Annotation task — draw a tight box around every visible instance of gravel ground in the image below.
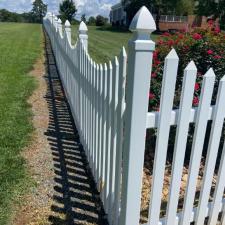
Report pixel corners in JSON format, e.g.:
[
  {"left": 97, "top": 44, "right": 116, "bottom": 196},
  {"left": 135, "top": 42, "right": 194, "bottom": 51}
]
[{"left": 13, "top": 30, "right": 107, "bottom": 225}]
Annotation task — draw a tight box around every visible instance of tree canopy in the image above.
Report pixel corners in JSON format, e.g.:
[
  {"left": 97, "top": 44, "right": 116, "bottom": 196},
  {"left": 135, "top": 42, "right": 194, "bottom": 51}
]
[
  {"left": 31, "top": 0, "right": 47, "bottom": 23},
  {"left": 95, "top": 15, "right": 108, "bottom": 26},
  {"left": 122, "top": 0, "right": 176, "bottom": 30},
  {"left": 196, "top": 0, "right": 225, "bottom": 28},
  {"left": 122, "top": 0, "right": 195, "bottom": 30},
  {"left": 59, "top": 0, "right": 77, "bottom": 23},
  {"left": 88, "top": 16, "right": 96, "bottom": 25}
]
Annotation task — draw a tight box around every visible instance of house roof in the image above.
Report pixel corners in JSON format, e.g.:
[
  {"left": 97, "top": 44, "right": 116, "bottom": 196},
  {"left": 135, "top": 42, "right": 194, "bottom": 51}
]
[{"left": 111, "top": 2, "right": 122, "bottom": 10}]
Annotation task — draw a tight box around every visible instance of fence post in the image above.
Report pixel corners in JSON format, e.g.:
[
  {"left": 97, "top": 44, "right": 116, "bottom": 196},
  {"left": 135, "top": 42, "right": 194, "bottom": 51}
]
[
  {"left": 50, "top": 13, "right": 54, "bottom": 24},
  {"left": 57, "top": 18, "right": 63, "bottom": 37},
  {"left": 119, "top": 6, "right": 156, "bottom": 225},
  {"left": 79, "top": 21, "right": 88, "bottom": 50},
  {"left": 65, "top": 20, "right": 71, "bottom": 45},
  {"left": 54, "top": 16, "right": 58, "bottom": 31}
]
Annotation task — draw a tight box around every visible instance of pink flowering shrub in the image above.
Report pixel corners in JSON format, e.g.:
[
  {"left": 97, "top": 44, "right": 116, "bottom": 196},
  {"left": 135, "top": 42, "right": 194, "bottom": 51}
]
[{"left": 149, "top": 24, "right": 225, "bottom": 111}]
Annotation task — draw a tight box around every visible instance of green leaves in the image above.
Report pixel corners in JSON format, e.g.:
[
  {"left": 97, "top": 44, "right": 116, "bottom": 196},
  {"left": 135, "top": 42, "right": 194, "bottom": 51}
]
[
  {"left": 31, "top": 0, "right": 47, "bottom": 23},
  {"left": 59, "top": 0, "right": 77, "bottom": 23}
]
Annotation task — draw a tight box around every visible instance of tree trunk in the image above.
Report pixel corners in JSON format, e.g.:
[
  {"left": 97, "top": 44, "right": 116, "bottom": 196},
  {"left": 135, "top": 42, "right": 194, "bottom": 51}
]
[{"left": 155, "top": 8, "right": 161, "bottom": 33}]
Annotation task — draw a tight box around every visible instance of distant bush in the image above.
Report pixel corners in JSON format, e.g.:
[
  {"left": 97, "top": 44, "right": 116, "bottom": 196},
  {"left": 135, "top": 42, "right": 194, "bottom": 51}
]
[
  {"left": 88, "top": 16, "right": 96, "bottom": 26},
  {"left": 0, "top": 9, "right": 30, "bottom": 22},
  {"left": 149, "top": 22, "right": 225, "bottom": 111},
  {"left": 95, "top": 15, "right": 108, "bottom": 26}
]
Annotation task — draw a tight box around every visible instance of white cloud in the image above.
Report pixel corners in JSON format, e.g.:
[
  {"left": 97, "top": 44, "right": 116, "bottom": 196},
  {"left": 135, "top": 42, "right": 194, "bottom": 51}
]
[{"left": 0, "top": 0, "right": 119, "bottom": 18}]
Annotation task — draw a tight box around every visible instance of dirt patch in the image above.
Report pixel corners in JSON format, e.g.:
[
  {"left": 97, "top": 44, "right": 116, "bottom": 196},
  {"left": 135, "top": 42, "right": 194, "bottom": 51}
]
[
  {"left": 12, "top": 31, "right": 107, "bottom": 225},
  {"left": 12, "top": 43, "right": 56, "bottom": 225},
  {"left": 140, "top": 128, "right": 220, "bottom": 223}
]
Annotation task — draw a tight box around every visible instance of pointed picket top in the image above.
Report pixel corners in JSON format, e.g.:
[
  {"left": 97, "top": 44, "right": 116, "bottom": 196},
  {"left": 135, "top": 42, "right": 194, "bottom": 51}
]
[
  {"left": 104, "top": 63, "right": 107, "bottom": 70},
  {"left": 99, "top": 64, "right": 103, "bottom": 71},
  {"left": 166, "top": 48, "right": 179, "bottom": 60},
  {"left": 185, "top": 60, "right": 197, "bottom": 72},
  {"left": 114, "top": 56, "right": 119, "bottom": 66},
  {"left": 121, "top": 46, "right": 127, "bottom": 57},
  {"left": 204, "top": 68, "right": 215, "bottom": 78},
  {"left": 221, "top": 75, "right": 225, "bottom": 82},
  {"left": 129, "top": 6, "right": 156, "bottom": 33},
  {"left": 57, "top": 18, "right": 62, "bottom": 24},
  {"left": 108, "top": 61, "right": 113, "bottom": 70},
  {"left": 79, "top": 21, "right": 88, "bottom": 32},
  {"left": 65, "top": 20, "right": 71, "bottom": 27}
]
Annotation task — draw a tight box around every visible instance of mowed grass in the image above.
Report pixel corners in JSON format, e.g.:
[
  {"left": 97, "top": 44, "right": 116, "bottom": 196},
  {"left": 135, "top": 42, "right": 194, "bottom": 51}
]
[
  {"left": 0, "top": 23, "right": 42, "bottom": 224},
  {"left": 72, "top": 25, "right": 158, "bottom": 63}
]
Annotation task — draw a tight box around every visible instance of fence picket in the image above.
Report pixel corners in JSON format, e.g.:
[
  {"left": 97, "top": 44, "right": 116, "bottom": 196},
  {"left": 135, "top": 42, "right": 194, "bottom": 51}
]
[
  {"left": 91, "top": 61, "right": 96, "bottom": 171},
  {"left": 195, "top": 74, "right": 225, "bottom": 225},
  {"left": 100, "top": 63, "right": 107, "bottom": 200},
  {"left": 207, "top": 76, "right": 225, "bottom": 225},
  {"left": 180, "top": 68, "right": 215, "bottom": 225},
  {"left": 108, "top": 56, "right": 119, "bottom": 221},
  {"left": 209, "top": 141, "right": 225, "bottom": 225},
  {"left": 113, "top": 47, "right": 127, "bottom": 225},
  {"left": 94, "top": 64, "right": 99, "bottom": 181},
  {"left": 88, "top": 58, "right": 92, "bottom": 163},
  {"left": 148, "top": 49, "right": 179, "bottom": 225},
  {"left": 165, "top": 61, "right": 197, "bottom": 225},
  {"left": 103, "top": 61, "right": 112, "bottom": 203},
  {"left": 97, "top": 64, "right": 103, "bottom": 187}
]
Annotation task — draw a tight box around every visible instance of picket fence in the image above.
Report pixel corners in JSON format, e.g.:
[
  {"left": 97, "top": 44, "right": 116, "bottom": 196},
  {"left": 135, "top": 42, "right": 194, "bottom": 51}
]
[{"left": 43, "top": 6, "right": 225, "bottom": 225}]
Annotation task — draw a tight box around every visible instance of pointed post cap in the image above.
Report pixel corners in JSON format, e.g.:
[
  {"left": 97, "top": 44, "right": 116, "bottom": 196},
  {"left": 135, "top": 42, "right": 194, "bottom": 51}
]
[
  {"left": 65, "top": 20, "right": 71, "bottom": 27},
  {"left": 79, "top": 21, "right": 88, "bottom": 32},
  {"left": 129, "top": 6, "right": 156, "bottom": 33},
  {"left": 57, "top": 18, "right": 62, "bottom": 24},
  {"left": 46, "top": 12, "right": 51, "bottom": 18}
]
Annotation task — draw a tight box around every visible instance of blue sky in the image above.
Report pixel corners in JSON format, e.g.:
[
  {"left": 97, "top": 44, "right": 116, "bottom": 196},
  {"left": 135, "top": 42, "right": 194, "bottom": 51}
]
[{"left": 0, "top": 0, "right": 119, "bottom": 18}]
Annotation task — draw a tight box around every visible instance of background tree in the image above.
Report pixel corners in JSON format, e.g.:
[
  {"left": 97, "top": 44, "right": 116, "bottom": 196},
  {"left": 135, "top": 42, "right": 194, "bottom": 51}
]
[
  {"left": 196, "top": 0, "right": 225, "bottom": 28},
  {"left": 31, "top": 0, "right": 47, "bottom": 23},
  {"left": 0, "top": 9, "right": 34, "bottom": 23},
  {"left": 81, "top": 14, "right": 86, "bottom": 23},
  {"left": 176, "top": 0, "right": 195, "bottom": 15},
  {"left": 88, "top": 16, "right": 96, "bottom": 25},
  {"left": 95, "top": 15, "right": 108, "bottom": 26},
  {"left": 59, "top": 0, "right": 77, "bottom": 23},
  {"left": 122, "top": 0, "right": 178, "bottom": 31},
  {"left": 122, "top": 0, "right": 191, "bottom": 31}
]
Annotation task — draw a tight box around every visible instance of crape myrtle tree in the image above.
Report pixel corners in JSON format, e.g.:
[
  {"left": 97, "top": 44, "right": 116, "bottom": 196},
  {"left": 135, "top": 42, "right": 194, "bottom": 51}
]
[
  {"left": 196, "top": 0, "right": 225, "bottom": 29},
  {"left": 121, "top": 0, "right": 176, "bottom": 31},
  {"left": 31, "top": 0, "right": 47, "bottom": 23},
  {"left": 122, "top": 0, "right": 194, "bottom": 31},
  {"left": 59, "top": 0, "right": 77, "bottom": 23}
]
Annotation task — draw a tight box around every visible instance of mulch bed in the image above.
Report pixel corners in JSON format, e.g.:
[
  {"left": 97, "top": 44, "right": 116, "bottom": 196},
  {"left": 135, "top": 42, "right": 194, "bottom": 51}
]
[{"left": 140, "top": 125, "right": 223, "bottom": 223}]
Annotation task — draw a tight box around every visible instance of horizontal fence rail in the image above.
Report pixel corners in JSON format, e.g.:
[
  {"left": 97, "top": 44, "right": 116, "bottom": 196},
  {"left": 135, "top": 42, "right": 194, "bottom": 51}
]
[{"left": 44, "top": 6, "right": 225, "bottom": 225}]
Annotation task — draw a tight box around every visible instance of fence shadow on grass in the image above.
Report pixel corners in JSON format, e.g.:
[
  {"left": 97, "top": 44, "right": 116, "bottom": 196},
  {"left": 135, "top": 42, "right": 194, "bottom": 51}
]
[{"left": 43, "top": 30, "right": 107, "bottom": 225}]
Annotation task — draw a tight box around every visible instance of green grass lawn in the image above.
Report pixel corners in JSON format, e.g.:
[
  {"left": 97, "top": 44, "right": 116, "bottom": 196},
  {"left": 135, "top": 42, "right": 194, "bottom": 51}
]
[
  {"left": 72, "top": 25, "right": 158, "bottom": 63},
  {"left": 0, "top": 23, "right": 42, "bottom": 225}
]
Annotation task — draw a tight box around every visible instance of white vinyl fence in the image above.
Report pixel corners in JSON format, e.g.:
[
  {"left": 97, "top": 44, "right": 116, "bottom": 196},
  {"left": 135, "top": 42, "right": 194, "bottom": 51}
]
[{"left": 44, "top": 6, "right": 225, "bottom": 225}]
